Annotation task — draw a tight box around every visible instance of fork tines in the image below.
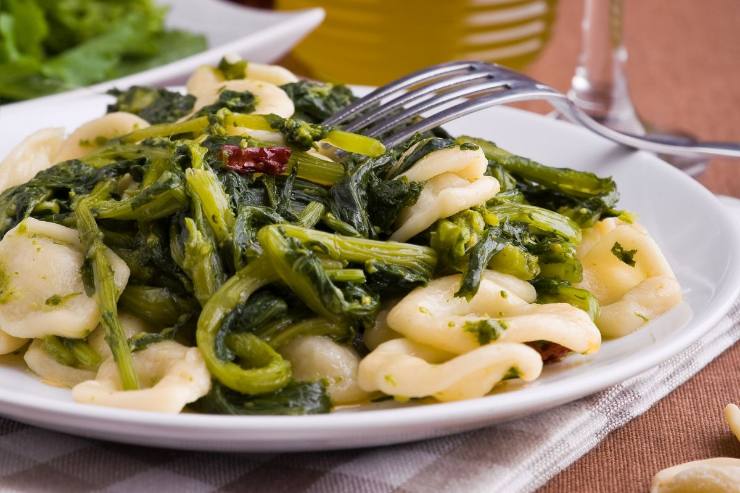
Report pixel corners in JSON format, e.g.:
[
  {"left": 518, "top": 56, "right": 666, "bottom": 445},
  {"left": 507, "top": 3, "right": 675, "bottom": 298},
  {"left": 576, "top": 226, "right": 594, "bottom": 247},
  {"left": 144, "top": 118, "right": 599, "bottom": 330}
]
[{"left": 325, "top": 61, "right": 547, "bottom": 148}]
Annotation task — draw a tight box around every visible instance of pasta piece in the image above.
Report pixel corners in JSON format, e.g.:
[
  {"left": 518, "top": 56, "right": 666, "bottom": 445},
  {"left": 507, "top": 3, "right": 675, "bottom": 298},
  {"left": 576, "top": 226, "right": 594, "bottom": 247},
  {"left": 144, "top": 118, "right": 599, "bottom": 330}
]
[
  {"left": 0, "top": 218, "right": 129, "bottom": 339},
  {"left": 0, "top": 329, "right": 26, "bottom": 355},
  {"left": 390, "top": 173, "right": 500, "bottom": 242},
  {"left": 72, "top": 341, "right": 211, "bottom": 413},
  {"left": 597, "top": 276, "right": 682, "bottom": 338},
  {"left": 0, "top": 127, "right": 65, "bottom": 193},
  {"left": 358, "top": 338, "right": 542, "bottom": 402},
  {"left": 363, "top": 309, "right": 401, "bottom": 351},
  {"left": 24, "top": 340, "right": 95, "bottom": 388},
  {"left": 650, "top": 458, "right": 740, "bottom": 493},
  {"left": 245, "top": 62, "right": 299, "bottom": 85},
  {"left": 280, "top": 335, "right": 369, "bottom": 405},
  {"left": 577, "top": 218, "right": 682, "bottom": 337},
  {"left": 192, "top": 79, "right": 294, "bottom": 118},
  {"left": 386, "top": 271, "right": 600, "bottom": 355},
  {"left": 56, "top": 112, "right": 150, "bottom": 161},
  {"left": 186, "top": 61, "right": 298, "bottom": 99},
  {"left": 725, "top": 404, "right": 740, "bottom": 442},
  {"left": 397, "top": 145, "right": 488, "bottom": 182},
  {"left": 88, "top": 312, "right": 149, "bottom": 360},
  {"left": 186, "top": 65, "right": 223, "bottom": 100}
]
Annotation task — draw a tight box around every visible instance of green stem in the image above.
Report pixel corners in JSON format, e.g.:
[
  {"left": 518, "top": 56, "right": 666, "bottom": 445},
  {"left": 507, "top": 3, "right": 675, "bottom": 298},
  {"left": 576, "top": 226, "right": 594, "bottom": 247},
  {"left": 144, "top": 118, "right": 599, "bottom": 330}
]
[
  {"left": 196, "top": 260, "right": 291, "bottom": 394},
  {"left": 185, "top": 168, "right": 235, "bottom": 246},
  {"left": 325, "top": 269, "right": 366, "bottom": 283},
  {"left": 75, "top": 183, "right": 139, "bottom": 390},
  {"left": 121, "top": 117, "right": 209, "bottom": 143},
  {"left": 288, "top": 151, "right": 345, "bottom": 186}
]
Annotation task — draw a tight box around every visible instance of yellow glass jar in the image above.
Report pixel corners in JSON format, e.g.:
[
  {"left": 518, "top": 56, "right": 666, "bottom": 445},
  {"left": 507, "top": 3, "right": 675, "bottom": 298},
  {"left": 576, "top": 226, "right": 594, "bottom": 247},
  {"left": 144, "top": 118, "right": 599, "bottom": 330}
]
[{"left": 277, "top": 0, "right": 557, "bottom": 85}]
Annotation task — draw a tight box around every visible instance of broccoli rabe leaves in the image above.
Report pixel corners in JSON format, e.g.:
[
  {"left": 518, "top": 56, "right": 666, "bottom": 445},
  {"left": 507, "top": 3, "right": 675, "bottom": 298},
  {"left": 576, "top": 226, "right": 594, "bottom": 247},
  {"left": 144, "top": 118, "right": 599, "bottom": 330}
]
[
  {"left": 106, "top": 86, "right": 195, "bottom": 124},
  {"left": 0, "top": 159, "right": 133, "bottom": 236},
  {"left": 535, "top": 279, "right": 600, "bottom": 320},
  {"left": 387, "top": 136, "right": 455, "bottom": 179},
  {"left": 263, "top": 114, "right": 328, "bottom": 151},
  {"left": 431, "top": 202, "right": 584, "bottom": 299},
  {"left": 464, "top": 319, "right": 507, "bottom": 345},
  {"left": 457, "top": 135, "right": 619, "bottom": 227},
  {"left": 195, "top": 89, "right": 256, "bottom": 117},
  {"left": 328, "top": 154, "right": 421, "bottom": 238},
  {"left": 194, "top": 381, "right": 331, "bottom": 415},
  {"left": 366, "top": 176, "right": 422, "bottom": 235},
  {"left": 280, "top": 80, "right": 355, "bottom": 123},
  {"left": 611, "top": 241, "right": 637, "bottom": 266},
  {"left": 217, "top": 57, "right": 247, "bottom": 80}
]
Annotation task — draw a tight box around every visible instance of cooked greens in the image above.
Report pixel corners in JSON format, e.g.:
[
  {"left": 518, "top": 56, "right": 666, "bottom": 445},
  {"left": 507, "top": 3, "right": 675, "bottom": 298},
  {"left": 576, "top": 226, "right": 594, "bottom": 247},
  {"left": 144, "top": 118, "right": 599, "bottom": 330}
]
[{"left": 0, "top": 58, "right": 643, "bottom": 415}]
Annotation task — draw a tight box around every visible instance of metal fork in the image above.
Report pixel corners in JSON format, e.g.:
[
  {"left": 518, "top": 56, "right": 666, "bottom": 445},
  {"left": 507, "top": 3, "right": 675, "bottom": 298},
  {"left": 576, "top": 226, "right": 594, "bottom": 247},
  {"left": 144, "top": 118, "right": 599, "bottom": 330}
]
[{"left": 324, "top": 61, "right": 740, "bottom": 158}]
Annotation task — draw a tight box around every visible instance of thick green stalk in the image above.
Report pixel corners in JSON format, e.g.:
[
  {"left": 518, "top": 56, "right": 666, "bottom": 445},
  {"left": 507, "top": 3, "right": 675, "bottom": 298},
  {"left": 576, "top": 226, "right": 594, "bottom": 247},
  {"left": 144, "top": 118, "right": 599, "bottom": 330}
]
[
  {"left": 274, "top": 224, "right": 437, "bottom": 277},
  {"left": 76, "top": 184, "right": 139, "bottom": 390},
  {"left": 288, "top": 151, "right": 345, "bottom": 186},
  {"left": 262, "top": 318, "right": 350, "bottom": 349},
  {"left": 185, "top": 168, "right": 235, "bottom": 246},
  {"left": 121, "top": 117, "right": 208, "bottom": 143}
]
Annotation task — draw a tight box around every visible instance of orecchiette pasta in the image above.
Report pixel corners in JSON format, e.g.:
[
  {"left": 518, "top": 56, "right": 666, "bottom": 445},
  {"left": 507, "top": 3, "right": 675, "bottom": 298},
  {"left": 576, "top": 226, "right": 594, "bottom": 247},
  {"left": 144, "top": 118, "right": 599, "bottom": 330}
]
[
  {"left": 358, "top": 338, "right": 542, "bottom": 402},
  {"left": 186, "top": 61, "right": 298, "bottom": 100},
  {"left": 596, "top": 276, "right": 682, "bottom": 339},
  {"left": 24, "top": 340, "right": 95, "bottom": 388},
  {"left": 0, "top": 218, "right": 130, "bottom": 339},
  {"left": 24, "top": 313, "right": 148, "bottom": 389},
  {"left": 389, "top": 144, "right": 499, "bottom": 242},
  {"left": 245, "top": 62, "right": 299, "bottom": 86},
  {"left": 397, "top": 145, "right": 488, "bottom": 183},
  {"left": 0, "top": 329, "right": 26, "bottom": 355},
  {"left": 362, "top": 308, "right": 401, "bottom": 351},
  {"left": 280, "top": 335, "right": 369, "bottom": 405},
  {"left": 56, "top": 112, "right": 150, "bottom": 161},
  {"left": 386, "top": 271, "right": 601, "bottom": 355},
  {"left": 191, "top": 79, "right": 294, "bottom": 119},
  {"left": 390, "top": 173, "right": 500, "bottom": 242},
  {"left": 650, "top": 458, "right": 740, "bottom": 493},
  {"left": 72, "top": 341, "right": 211, "bottom": 413},
  {"left": 186, "top": 66, "right": 223, "bottom": 100},
  {"left": 577, "top": 218, "right": 682, "bottom": 338},
  {"left": 0, "top": 127, "right": 65, "bottom": 193},
  {"left": 725, "top": 404, "right": 740, "bottom": 442}
]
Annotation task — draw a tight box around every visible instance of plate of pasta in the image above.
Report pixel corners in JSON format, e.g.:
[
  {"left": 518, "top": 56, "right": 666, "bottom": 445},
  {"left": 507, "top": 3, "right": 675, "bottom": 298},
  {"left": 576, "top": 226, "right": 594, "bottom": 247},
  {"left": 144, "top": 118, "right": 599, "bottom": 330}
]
[{"left": 0, "top": 59, "right": 737, "bottom": 452}]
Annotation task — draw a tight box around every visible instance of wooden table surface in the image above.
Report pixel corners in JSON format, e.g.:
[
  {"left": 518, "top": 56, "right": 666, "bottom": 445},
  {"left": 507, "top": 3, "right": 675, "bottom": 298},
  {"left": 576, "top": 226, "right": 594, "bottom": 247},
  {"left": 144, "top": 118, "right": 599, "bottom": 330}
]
[{"left": 277, "top": 0, "right": 740, "bottom": 490}]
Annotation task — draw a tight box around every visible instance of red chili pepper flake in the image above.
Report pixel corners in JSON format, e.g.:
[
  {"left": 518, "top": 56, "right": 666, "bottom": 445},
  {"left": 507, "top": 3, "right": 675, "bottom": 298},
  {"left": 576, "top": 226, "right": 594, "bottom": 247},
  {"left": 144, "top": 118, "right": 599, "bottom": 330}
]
[
  {"left": 529, "top": 341, "right": 570, "bottom": 363},
  {"left": 220, "top": 145, "right": 291, "bottom": 175}
]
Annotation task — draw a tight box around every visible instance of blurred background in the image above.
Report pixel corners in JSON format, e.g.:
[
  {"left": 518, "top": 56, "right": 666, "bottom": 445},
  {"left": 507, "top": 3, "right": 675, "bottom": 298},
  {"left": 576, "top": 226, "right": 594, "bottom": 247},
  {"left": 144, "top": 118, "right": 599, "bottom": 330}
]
[{"left": 235, "top": 0, "right": 740, "bottom": 195}]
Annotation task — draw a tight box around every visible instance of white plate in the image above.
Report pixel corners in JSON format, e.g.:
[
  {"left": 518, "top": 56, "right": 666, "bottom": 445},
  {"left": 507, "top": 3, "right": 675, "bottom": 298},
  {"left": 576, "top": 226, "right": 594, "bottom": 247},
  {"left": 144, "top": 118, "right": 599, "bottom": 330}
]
[
  {"left": 1, "top": 0, "right": 324, "bottom": 110},
  {"left": 0, "top": 94, "right": 738, "bottom": 452}
]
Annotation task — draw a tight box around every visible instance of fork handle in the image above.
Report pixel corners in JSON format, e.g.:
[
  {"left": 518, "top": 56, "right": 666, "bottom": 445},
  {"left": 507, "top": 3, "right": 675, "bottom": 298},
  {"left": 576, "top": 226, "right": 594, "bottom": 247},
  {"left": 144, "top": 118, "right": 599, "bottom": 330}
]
[{"left": 559, "top": 99, "right": 740, "bottom": 159}]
